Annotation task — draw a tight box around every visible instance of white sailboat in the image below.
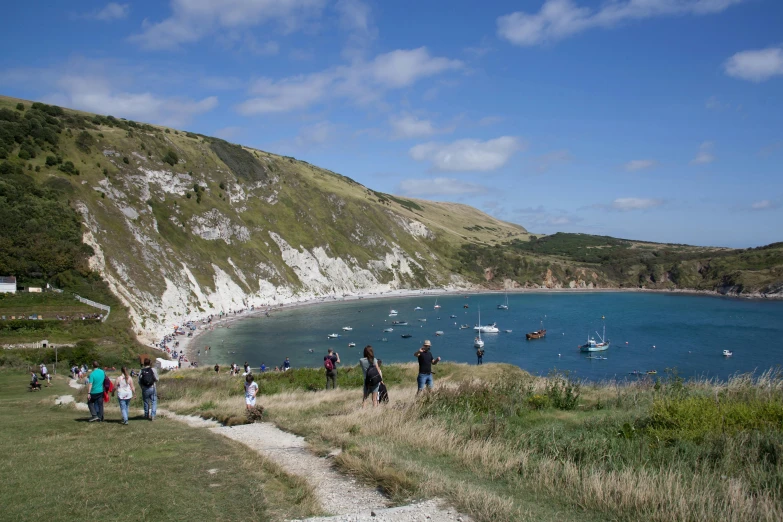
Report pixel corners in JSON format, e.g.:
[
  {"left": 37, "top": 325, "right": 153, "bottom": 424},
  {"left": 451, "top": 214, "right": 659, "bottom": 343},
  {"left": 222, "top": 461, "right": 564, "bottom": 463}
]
[
  {"left": 497, "top": 292, "right": 509, "bottom": 310},
  {"left": 474, "top": 307, "right": 485, "bottom": 348},
  {"left": 434, "top": 299, "right": 441, "bottom": 309}
]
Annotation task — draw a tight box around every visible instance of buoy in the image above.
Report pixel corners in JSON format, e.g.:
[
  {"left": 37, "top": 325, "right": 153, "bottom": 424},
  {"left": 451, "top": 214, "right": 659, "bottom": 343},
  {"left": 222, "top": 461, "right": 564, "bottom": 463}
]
[
  {"left": 558, "top": 354, "right": 561, "bottom": 357},
  {"left": 626, "top": 341, "right": 629, "bottom": 344},
  {"left": 653, "top": 345, "right": 656, "bottom": 348}
]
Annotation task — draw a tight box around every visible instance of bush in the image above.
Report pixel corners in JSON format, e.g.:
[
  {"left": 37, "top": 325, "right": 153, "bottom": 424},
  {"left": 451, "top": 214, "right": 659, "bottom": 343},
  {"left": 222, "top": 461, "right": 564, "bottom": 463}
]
[
  {"left": 122, "top": 156, "right": 129, "bottom": 164},
  {"left": 545, "top": 371, "right": 581, "bottom": 410},
  {"left": 75, "top": 130, "right": 94, "bottom": 153},
  {"left": 58, "top": 161, "right": 79, "bottom": 175},
  {"left": 162, "top": 149, "right": 179, "bottom": 166},
  {"left": 18, "top": 149, "right": 31, "bottom": 160},
  {"left": 16, "top": 103, "right": 24, "bottom": 111},
  {"left": 45, "top": 155, "right": 58, "bottom": 166}
]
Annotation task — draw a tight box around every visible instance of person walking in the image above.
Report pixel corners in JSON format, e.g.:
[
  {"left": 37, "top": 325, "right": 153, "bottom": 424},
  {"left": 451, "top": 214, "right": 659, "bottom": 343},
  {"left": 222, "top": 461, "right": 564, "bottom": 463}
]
[
  {"left": 244, "top": 373, "right": 258, "bottom": 411},
  {"left": 476, "top": 346, "right": 484, "bottom": 365},
  {"left": 86, "top": 361, "right": 106, "bottom": 422},
  {"left": 324, "top": 349, "right": 340, "bottom": 390},
  {"left": 359, "top": 346, "right": 383, "bottom": 407},
  {"left": 139, "top": 358, "right": 158, "bottom": 421},
  {"left": 114, "top": 366, "right": 135, "bottom": 425},
  {"left": 414, "top": 340, "right": 440, "bottom": 395},
  {"left": 40, "top": 363, "right": 51, "bottom": 386},
  {"left": 283, "top": 357, "right": 291, "bottom": 371}
]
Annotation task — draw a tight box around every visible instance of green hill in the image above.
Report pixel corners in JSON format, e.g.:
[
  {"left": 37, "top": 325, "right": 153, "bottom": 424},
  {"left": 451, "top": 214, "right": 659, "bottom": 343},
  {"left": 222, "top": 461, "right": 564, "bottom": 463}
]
[{"left": 0, "top": 94, "right": 780, "bottom": 352}]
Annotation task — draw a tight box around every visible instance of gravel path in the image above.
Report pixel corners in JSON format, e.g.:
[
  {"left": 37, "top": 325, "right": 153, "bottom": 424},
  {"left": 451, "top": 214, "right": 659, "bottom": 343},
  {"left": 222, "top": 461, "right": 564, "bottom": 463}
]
[{"left": 291, "top": 499, "right": 470, "bottom": 521}]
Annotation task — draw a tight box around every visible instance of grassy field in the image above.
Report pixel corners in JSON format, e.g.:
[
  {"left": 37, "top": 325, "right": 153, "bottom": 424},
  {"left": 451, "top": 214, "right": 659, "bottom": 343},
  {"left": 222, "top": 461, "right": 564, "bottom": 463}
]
[
  {"left": 0, "top": 371, "right": 320, "bottom": 521},
  {"left": 157, "top": 363, "right": 783, "bottom": 522}
]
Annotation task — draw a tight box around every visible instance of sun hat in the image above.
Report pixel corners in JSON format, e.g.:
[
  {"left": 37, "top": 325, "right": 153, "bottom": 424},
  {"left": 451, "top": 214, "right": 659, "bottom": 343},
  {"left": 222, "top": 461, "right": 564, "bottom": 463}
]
[{"left": 423, "top": 340, "right": 431, "bottom": 346}]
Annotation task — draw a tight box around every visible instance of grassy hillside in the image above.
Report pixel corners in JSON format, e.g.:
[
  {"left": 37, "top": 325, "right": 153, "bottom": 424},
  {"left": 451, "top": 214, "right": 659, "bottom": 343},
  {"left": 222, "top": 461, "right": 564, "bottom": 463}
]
[
  {"left": 157, "top": 363, "right": 783, "bottom": 522},
  {"left": 456, "top": 233, "right": 783, "bottom": 295}
]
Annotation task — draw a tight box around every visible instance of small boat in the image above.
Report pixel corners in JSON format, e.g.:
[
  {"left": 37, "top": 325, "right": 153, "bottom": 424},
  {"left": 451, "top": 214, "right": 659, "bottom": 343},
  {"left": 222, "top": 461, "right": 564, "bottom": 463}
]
[
  {"left": 392, "top": 321, "right": 408, "bottom": 326},
  {"left": 381, "top": 338, "right": 388, "bottom": 342},
  {"left": 418, "top": 318, "right": 427, "bottom": 322},
  {"left": 389, "top": 312, "right": 398, "bottom": 317},
  {"left": 629, "top": 370, "right": 643, "bottom": 376},
  {"left": 526, "top": 321, "right": 546, "bottom": 340},
  {"left": 723, "top": 349, "right": 733, "bottom": 357},
  {"left": 579, "top": 324, "right": 609, "bottom": 352},
  {"left": 348, "top": 342, "right": 356, "bottom": 347},
  {"left": 390, "top": 309, "right": 398, "bottom": 315},
  {"left": 504, "top": 329, "right": 513, "bottom": 333},
  {"left": 342, "top": 326, "right": 353, "bottom": 331},
  {"left": 646, "top": 370, "right": 657, "bottom": 375},
  {"left": 434, "top": 299, "right": 441, "bottom": 309},
  {"left": 460, "top": 324, "right": 470, "bottom": 329},
  {"left": 435, "top": 330, "right": 444, "bottom": 336},
  {"left": 401, "top": 334, "right": 412, "bottom": 339},
  {"left": 474, "top": 308, "right": 485, "bottom": 348},
  {"left": 327, "top": 333, "right": 340, "bottom": 339},
  {"left": 450, "top": 315, "right": 457, "bottom": 318},
  {"left": 414, "top": 306, "right": 423, "bottom": 311},
  {"left": 463, "top": 304, "right": 469, "bottom": 308},
  {"left": 474, "top": 323, "right": 499, "bottom": 333},
  {"left": 497, "top": 292, "right": 509, "bottom": 310},
  {"left": 383, "top": 328, "right": 393, "bottom": 332}
]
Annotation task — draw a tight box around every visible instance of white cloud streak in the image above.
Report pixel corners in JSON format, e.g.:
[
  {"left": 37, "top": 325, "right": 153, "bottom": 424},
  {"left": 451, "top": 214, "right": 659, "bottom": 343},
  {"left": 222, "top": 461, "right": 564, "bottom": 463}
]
[
  {"left": 724, "top": 47, "right": 783, "bottom": 82},
  {"left": 624, "top": 159, "right": 657, "bottom": 172},
  {"left": 389, "top": 114, "right": 454, "bottom": 139},
  {"left": 85, "top": 2, "right": 129, "bottom": 21},
  {"left": 497, "top": 0, "right": 746, "bottom": 46},
  {"left": 131, "top": 0, "right": 325, "bottom": 50},
  {"left": 690, "top": 141, "right": 715, "bottom": 165},
  {"left": 610, "top": 197, "right": 664, "bottom": 211},
  {"left": 409, "top": 136, "right": 523, "bottom": 172},
  {"left": 750, "top": 200, "right": 779, "bottom": 211},
  {"left": 398, "top": 178, "right": 487, "bottom": 197},
  {"left": 237, "top": 47, "right": 462, "bottom": 115}
]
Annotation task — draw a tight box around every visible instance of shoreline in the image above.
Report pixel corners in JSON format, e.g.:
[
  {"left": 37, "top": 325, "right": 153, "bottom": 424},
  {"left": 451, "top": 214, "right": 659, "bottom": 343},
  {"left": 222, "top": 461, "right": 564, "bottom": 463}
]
[{"left": 177, "top": 285, "right": 781, "bottom": 363}]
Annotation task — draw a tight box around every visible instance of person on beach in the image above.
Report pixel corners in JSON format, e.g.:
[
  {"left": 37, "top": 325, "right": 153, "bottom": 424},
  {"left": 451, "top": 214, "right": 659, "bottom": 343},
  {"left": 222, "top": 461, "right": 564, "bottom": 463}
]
[
  {"left": 283, "top": 358, "right": 291, "bottom": 371},
  {"left": 324, "top": 348, "right": 340, "bottom": 390},
  {"left": 139, "top": 358, "right": 158, "bottom": 421},
  {"left": 244, "top": 373, "right": 258, "bottom": 410},
  {"left": 476, "top": 347, "right": 484, "bottom": 365},
  {"left": 260, "top": 363, "right": 266, "bottom": 373},
  {"left": 114, "top": 366, "right": 135, "bottom": 425},
  {"left": 414, "top": 340, "right": 440, "bottom": 395},
  {"left": 360, "top": 346, "right": 383, "bottom": 407},
  {"left": 86, "top": 361, "right": 106, "bottom": 422}
]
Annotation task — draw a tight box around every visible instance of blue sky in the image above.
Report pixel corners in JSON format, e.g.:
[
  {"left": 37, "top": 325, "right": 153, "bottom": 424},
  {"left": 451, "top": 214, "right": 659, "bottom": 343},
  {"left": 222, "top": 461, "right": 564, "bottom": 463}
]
[{"left": 1, "top": 0, "right": 782, "bottom": 247}]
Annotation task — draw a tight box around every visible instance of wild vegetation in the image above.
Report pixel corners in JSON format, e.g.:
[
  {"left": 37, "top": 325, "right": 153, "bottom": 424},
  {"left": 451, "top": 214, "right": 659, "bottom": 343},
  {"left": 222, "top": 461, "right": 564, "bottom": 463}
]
[
  {"left": 157, "top": 363, "right": 783, "bottom": 522},
  {"left": 456, "top": 233, "right": 783, "bottom": 295}
]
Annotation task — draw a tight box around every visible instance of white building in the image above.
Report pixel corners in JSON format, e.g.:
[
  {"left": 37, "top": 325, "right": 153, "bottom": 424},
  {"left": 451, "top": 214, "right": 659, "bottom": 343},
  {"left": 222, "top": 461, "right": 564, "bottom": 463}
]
[{"left": 0, "top": 276, "right": 16, "bottom": 294}]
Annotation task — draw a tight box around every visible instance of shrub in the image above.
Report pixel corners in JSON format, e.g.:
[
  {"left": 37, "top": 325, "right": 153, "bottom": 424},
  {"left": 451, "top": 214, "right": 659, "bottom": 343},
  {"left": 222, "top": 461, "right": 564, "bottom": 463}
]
[
  {"left": 545, "top": 371, "right": 581, "bottom": 410},
  {"left": 58, "top": 161, "right": 79, "bottom": 175},
  {"left": 102, "top": 167, "right": 108, "bottom": 176},
  {"left": 219, "top": 181, "right": 225, "bottom": 190},
  {"left": 75, "top": 130, "right": 94, "bottom": 153},
  {"left": 527, "top": 394, "right": 549, "bottom": 410},
  {"left": 122, "top": 156, "right": 129, "bottom": 164},
  {"left": 16, "top": 103, "right": 24, "bottom": 111},
  {"left": 162, "top": 149, "right": 179, "bottom": 166},
  {"left": 18, "top": 149, "right": 31, "bottom": 160},
  {"left": 45, "top": 155, "right": 58, "bottom": 166},
  {"left": 34, "top": 165, "right": 40, "bottom": 172}
]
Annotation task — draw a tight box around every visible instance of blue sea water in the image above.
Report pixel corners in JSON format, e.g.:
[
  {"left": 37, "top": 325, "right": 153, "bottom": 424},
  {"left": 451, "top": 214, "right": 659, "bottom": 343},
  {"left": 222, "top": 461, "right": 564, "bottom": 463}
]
[{"left": 195, "top": 292, "right": 783, "bottom": 381}]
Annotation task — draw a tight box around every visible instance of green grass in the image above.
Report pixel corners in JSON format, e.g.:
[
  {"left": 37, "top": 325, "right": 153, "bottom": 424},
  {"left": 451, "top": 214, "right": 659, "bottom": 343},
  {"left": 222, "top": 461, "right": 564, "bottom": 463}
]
[{"left": 0, "top": 370, "right": 320, "bottom": 521}]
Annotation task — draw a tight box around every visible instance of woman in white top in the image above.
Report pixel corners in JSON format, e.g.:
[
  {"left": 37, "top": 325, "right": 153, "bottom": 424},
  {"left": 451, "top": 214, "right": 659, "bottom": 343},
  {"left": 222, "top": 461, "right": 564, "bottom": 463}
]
[{"left": 114, "top": 366, "right": 135, "bottom": 425}]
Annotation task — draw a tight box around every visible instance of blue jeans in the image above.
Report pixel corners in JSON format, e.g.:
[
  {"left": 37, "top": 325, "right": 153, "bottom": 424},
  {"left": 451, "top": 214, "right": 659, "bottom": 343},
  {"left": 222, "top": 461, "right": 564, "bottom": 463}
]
[
  {"left": 142, "top": 386, "right": 157, "bottom": 419},
  {"left": 88, "top": 393, "right": 104, "bottom": 420},
  {"left": 118, "top": 398, "right": 131, "bottom": 422},
  {"left": 417, "top": 373, "right": 433, "bottom": 390}
]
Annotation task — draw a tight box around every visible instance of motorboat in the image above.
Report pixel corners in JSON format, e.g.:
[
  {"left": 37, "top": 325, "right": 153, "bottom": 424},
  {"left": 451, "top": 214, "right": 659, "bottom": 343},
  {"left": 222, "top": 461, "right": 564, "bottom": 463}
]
[
  {"left": 389, "top": 309, "right": 398, "bottom": 314},
  {"left": 383, "top": 328, "right": 393, "bottom": 332},
  {"left": 342, "top": 326, "right": 353, "bottom": 331},
  {"left": 347, "top": 342, "right": 356, "bottom": 347},
  {"left": 327, "top": 333, "right": 340, "bottom": 339},
  {"left": 504, "top": 329, "right": 513, "bottom": 333},
  {"left": 460, "top": 324, "right": 470, "bottom": 329},
  {"left": 435, "top": 330, "right": 444, "bottom": 336},
  {"left": 418, "top": 318, "right": 427, "bottom": 322},
  {"left": 414, "top": 306, "right": 423, "bottom": 311},
  {"left": 723, "top": 349, "right": 733, "bottom": 357},
  {"left": 474, "top": 323, "right": 499, "bottom": 333},
  {"left": 450, "top": 315, "right": 457, "bottom": 318},
  {"left": 401, "top": 334, "right": 412, "bottom": 338},
  {"left": 579, "top": 324, "right": 609, "bottom": 352},
  {"left": 392, "top": 321, "right": 408, "bottom": 326},
  {"left": 646, "top": 370, "right": 657, "bottom": 375}
]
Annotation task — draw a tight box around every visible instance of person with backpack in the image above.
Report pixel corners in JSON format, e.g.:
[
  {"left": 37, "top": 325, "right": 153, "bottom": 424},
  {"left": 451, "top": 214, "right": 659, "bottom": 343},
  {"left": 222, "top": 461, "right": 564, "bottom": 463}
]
[
  {"left": 414, "top": 340, "right": 440, "bottom": 395},
  {"left": 360, "top": 346, "right": 383, "bottom": 407},
  {"left": 86, "top": 360, "right": 106, "bottom": 422},
  {"left": 476, "top": 347, "right": 485, "bottom": 365},
  {"left": 324, "top": 349, "right": 340, "bottom": 390},
  {"left": 114, "top": 366, "right": 135, "bottom": 425},
  {"left": 139, "top": 358, "right": 158, "bottom": 421}
]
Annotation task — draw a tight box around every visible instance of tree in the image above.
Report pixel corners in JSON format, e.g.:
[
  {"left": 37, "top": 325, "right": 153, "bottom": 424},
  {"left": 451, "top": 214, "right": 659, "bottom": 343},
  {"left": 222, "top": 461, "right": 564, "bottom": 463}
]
[
  {"left": 75, "top": 130, "right": 94, "bottom": 153},
  {"left": 16, "top": 103, "right": 24, "bottom": 111}
]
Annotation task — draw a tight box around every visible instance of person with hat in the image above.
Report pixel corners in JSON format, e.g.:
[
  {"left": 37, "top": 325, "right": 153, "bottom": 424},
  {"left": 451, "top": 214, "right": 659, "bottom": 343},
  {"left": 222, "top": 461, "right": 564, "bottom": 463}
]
[{"left": 413, "top": 340, "right": 440, "bottom": 395}]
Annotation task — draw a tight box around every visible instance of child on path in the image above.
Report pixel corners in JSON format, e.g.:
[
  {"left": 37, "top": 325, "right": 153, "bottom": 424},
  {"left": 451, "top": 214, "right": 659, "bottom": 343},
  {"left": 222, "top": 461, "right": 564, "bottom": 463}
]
[{"left": 244, "top": 374, "right": 258, "bottom": 410}]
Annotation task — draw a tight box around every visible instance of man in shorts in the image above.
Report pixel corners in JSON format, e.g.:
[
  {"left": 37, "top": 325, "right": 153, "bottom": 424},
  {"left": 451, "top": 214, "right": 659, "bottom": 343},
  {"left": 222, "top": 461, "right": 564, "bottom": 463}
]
[
  {"left": 245, "top": 374, "right": 258, "bottom": 410},
  {"left": 414, "top": 340, "right": 440, "bottom": 395}
]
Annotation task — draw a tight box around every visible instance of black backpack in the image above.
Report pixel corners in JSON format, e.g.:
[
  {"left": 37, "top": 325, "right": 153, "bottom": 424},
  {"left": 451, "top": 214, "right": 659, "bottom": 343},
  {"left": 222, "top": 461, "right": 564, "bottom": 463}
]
[
  {"left": 378, "top": 382, "right": 389, "bottom": 403},
  {"left": 365, "top": 361, "right": 382, "bottom": 388},
  {"left": 140, "top": 367, "right": 156, "bottom": 387}
]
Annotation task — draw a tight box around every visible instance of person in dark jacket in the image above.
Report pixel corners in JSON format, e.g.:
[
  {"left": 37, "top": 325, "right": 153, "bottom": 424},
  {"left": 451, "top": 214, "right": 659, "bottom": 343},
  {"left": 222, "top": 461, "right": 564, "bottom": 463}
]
[{"left": 414, "top": 340, "right": 440, "bottom": 395}]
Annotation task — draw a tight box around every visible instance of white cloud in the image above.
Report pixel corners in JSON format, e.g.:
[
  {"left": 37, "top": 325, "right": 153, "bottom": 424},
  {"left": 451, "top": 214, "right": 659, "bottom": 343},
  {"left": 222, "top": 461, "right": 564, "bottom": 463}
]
[
  {"left": 409, "top": 136, "right": 523, "bottom": 172},
  {"left": 398, "top": 177, "right": 487, "bottom": 197},
  {"left": 237, "top": 47, "right": 463, "bottom": 115},
  {"left": 610, "top": 197, "right": 664, "bottom": 211},
  {"left": 624, "top": 159, "right": 657, "bottom": 172},
  {"left": 84, "top": 2, "right": 129, "bottom": 21},
  {"left": 389, "top": 114, "right": 454, "bottom": 139},
  {"left": 690, "top": 141, "right": 715, "bottom": 165},
  {"left": 130, "top": 0, "right": 325, "bottom": 50},
  {"left": 497, "top": 0, "right": 746, "bottom": 46},
  {"left": 724, "top": 47, "right": 783, "bottom": 82},
  {"left": 750, "top": 200, "right": 779, "bottom": 211},
  {"left": 535, "top": 149, "right": 572, "bottom": 172}
]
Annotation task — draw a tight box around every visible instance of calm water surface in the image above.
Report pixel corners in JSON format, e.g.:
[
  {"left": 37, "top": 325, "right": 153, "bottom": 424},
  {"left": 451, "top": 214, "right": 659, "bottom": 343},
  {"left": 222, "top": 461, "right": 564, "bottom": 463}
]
[{"left": 196, "top": 293, "right": 783, "bottom": 381}]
